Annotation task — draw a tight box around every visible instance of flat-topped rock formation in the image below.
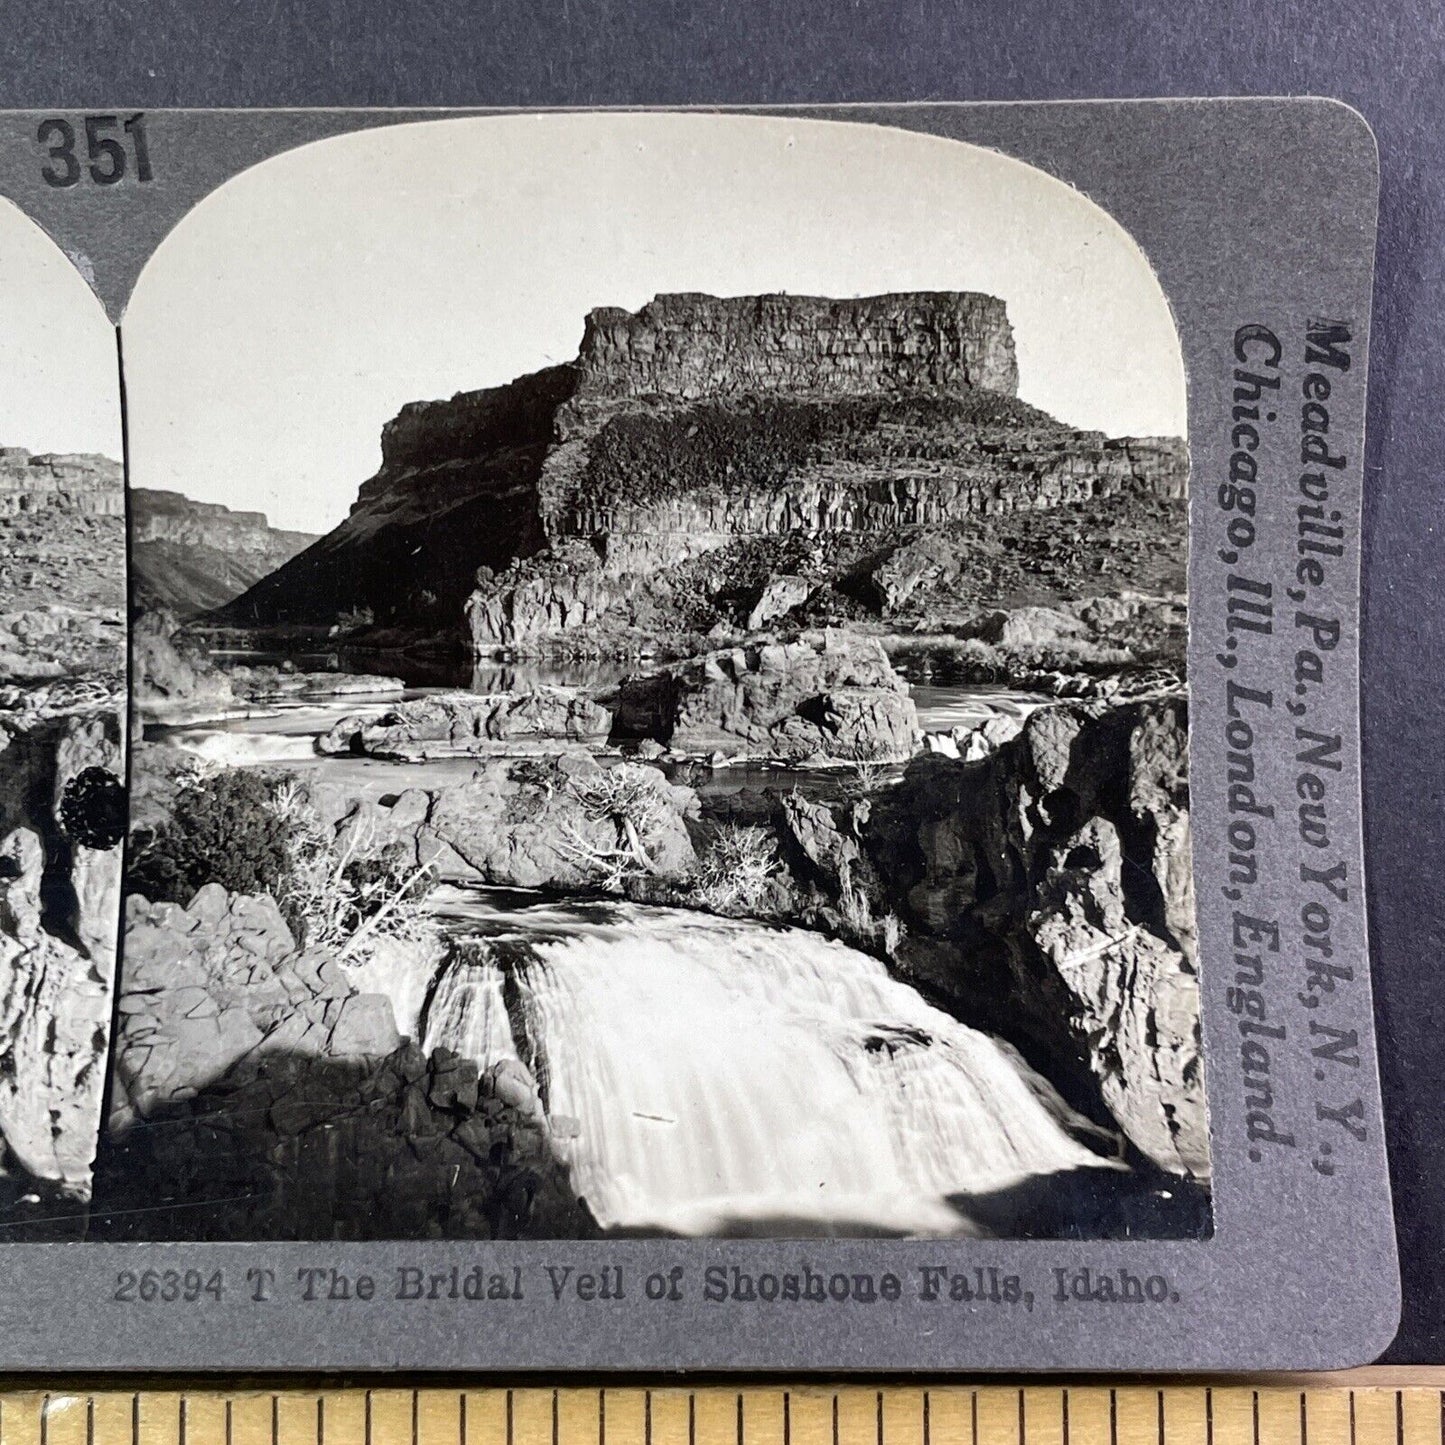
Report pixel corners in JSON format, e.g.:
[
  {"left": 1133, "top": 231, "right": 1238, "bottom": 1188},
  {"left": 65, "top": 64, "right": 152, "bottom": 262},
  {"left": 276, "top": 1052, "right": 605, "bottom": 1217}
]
[
  {"left": 131, "top": 489, "right": 317, "bottom": 616},
  {"left": 211, "top": 293, "right": 1186, "bottom": 655},
  {"left": 0, "top": 448, "right": 123, "bottom": 517}
]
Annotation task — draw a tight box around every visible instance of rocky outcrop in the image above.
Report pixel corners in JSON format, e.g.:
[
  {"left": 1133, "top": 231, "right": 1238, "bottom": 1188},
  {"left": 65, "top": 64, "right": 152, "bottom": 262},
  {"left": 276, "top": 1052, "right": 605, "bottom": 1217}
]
[
  {"left": 131, "top": 610, "right": 237, "bottom": 718},
  {"left": 321, "top": 688, "right": 611, "bottom": 759},
  {"left": 0, "top": 706, "right": 124, "bottom": 1194},
  {"left": 130, "top": 489, "right": 316, "bottom": 616},
  {"left": 112, "top": 884, "right": 415, "bottom": 1128},
  {"left": 576, "top": 291, "right": 1018, "bottom": 401},
  {"left": 310, "top": 755, "right": 699, "bottom": 893},
  {"left": 101, "top": 888, "right": 589, "bottom": 1240},
  {"left": 0, "top": 448, "right": 125, "bottom": 673},
  {"left": 612, "top": 631, "right": 919, "bottom": 762},
  {"left": 211, "top": 293, "right": 1185, "bottom": 655},
  {"left": 0, "top": 449, "right": 123, "bottom": 517},
  {"left": 864, "top": 696, "right": 1206, "bottom": 1179},
  {"left": 0, "top": 606, "right": 126, "bottom": 684}
]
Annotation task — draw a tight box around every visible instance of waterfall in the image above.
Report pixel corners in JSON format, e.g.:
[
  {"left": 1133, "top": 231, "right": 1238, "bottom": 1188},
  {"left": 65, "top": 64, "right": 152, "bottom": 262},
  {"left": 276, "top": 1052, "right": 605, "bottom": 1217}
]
[{"left": 421, "top": 887, "right": 1118, "bottom": 1237}]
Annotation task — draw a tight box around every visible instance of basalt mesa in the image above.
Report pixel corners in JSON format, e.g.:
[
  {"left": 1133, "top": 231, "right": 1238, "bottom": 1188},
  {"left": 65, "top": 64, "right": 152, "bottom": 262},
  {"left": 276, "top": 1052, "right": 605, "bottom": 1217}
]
[{"left": 209, "top": 293, "right": 1186, "bottom": 663}]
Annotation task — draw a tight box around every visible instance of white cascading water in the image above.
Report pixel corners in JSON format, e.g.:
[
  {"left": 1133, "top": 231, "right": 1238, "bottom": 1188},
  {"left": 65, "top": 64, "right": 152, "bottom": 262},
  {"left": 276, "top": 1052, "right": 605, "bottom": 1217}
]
[
  {"left": 170, "top": 728, "right": 323, "bottom": 765},
  {"left": 421, "top": 886, "right": 1117, "bottom": 1237}
]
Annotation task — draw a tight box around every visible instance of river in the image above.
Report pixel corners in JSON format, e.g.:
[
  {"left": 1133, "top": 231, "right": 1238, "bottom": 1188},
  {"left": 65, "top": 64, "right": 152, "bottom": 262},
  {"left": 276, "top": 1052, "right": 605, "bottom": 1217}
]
[{"left": 142, "top": 657, "right": 1120, "bottom": 1238}]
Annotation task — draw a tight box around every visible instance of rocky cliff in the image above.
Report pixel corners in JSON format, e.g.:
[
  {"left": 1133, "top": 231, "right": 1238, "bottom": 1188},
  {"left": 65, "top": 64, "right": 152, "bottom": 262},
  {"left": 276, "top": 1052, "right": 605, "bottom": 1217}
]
[
  {"left": 864, "top": 695, "right": 1206, "bottom": 1179},
  {"left": 0, "top": 703, "right": 124, "bottom": 1196},
  {"left": 0, "top": 449, "right": 123, "bottom": 517},
  {"left": 130, "top": 489, "right": 317, "bottom": 616},
  {"left": 211, "top": 293, "right": 1186, "bottom": 653},
  {"left": 0, "top": 449, "right": 125, "bottom": 657}
]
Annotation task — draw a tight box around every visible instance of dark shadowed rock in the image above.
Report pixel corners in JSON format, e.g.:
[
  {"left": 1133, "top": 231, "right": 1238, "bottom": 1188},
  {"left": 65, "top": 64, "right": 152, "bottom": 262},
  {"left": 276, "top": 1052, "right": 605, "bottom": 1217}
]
[{"left": 865, "top": 695, "right": 1205, "bottom": 1179}]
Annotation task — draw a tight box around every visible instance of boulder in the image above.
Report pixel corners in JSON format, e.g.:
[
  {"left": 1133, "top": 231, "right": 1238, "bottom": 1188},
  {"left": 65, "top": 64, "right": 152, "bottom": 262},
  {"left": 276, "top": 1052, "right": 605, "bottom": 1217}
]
[
  {"left": 746, "top": 574, "right": 813, "bottom": 630},
  {"left": 328, "top": 993, "right": 404, "bottom": 1058},
  {"left": 320, "top": 688, "right": 612, "bottom": 757},
  {"left": 423, "top": 756, "right": 697, "bottom": 890},
  {"left": 969, "top": 605, "right": 1088, "bottom": 648},
  {"left": 613, "top": 630, "right": 918, "bottom": 762}
]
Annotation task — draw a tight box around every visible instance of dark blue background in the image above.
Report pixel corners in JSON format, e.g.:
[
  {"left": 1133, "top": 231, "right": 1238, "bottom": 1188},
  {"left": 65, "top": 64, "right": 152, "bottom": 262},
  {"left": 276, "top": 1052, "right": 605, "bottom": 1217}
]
[{"left": 1, "top": 0, "right": 1439, "bottom": 1362}]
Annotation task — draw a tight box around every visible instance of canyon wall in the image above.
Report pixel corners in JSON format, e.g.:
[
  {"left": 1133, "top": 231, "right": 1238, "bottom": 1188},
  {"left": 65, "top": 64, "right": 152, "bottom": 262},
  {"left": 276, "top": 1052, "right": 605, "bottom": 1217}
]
[
  {"left": 0, "top": 449, "right": 123, "bottom": 518},
  {"left": 130, "top": 489, "right": 317, "bottom": 616},
  {"left": 212, "top": 293, "right": 1185, "bottom": 652}
]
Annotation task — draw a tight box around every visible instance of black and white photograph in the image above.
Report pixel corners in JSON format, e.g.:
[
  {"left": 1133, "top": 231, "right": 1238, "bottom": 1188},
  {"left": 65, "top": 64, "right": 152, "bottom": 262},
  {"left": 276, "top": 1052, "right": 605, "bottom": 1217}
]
[
  {"left": 0, "top": 198, "right": 126, "bottom": 1228},
  {"left": 85, "top": 112, "right": 1209, "bottom": 1243}
]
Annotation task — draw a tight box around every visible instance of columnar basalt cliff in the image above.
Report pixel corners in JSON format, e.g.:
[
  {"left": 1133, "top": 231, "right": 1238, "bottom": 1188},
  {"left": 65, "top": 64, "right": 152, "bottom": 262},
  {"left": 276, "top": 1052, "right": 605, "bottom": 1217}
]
[
  {"left": 212, "top": 293, "right": 1186, "bottom": 654},
  {"left": 130, "top": 489, "right": 317, "bottom": 616}
]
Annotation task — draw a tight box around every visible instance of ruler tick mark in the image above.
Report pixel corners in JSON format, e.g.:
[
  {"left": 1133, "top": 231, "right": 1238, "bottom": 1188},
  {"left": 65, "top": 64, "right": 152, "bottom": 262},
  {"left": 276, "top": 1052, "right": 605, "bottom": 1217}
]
[
  {"left": 737, "top": 1395, "right": 744, "bottom": 1445},
  {"left": 507, "top": 1391, "right": 514, "bottom": 1445},
  {"left": 923, "top": 1391, "right": 931, "bottom": 1445},
  {"left": 551, "top": 1392, "right": 559, "bottom": 1445}
]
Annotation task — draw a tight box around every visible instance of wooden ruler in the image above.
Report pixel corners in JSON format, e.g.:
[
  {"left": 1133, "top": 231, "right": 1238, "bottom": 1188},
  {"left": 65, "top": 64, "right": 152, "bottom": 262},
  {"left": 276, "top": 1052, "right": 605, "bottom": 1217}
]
[{"left": 0, "top": 1381, "right": 1442, "bottom": 1445}]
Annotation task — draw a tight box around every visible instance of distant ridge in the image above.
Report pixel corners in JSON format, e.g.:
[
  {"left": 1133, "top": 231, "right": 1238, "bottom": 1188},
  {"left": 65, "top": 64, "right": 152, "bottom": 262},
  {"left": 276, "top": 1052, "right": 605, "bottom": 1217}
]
[{"left": 130, "top": 488, "right": 317, "bottom": 617}]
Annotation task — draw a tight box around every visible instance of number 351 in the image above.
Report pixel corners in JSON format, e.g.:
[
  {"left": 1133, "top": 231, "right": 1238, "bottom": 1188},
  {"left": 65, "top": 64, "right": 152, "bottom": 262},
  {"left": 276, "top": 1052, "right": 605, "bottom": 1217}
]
[{"left": 38, "top": 113, "right": 152, "bottom": 188}]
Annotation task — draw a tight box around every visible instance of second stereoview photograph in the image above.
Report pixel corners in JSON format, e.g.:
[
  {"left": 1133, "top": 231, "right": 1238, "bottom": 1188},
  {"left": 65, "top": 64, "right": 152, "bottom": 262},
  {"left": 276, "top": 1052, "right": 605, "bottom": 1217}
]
[{"left": 19, "top": 111, "right": 1208, "bottom": 1243}]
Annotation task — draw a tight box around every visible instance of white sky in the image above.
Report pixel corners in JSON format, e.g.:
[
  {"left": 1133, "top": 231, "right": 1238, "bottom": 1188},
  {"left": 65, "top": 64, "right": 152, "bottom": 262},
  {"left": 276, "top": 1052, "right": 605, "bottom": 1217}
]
[
  {"left": 0, "top": 201, "right": 120, "bottom": 458},
  {"left": 123, "top": 112, "right": 1187, "bottom": 536}
]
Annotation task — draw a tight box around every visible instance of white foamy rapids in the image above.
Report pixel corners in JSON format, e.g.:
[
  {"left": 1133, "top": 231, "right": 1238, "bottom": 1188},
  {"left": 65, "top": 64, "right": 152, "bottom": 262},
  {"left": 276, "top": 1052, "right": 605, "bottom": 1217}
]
[
  {"left": 909, "top": 686, "right": 1049, "bottom": 735},
  {"left": 170, "top": 728, "right": 321, "bottom": 765},
  {"left": 421, "top": 889, "right": 1116, "bottom": 1237}
]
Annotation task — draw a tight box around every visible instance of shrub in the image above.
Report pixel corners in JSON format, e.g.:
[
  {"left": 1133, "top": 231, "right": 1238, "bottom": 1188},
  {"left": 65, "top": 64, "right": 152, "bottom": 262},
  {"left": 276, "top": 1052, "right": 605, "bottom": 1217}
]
[
  {"left": 126, "top": 767, "right": 293, "bottom": 903},
  {"left": 127, "top": 769, "right": 437, "bottom": 963},
  {"left": 693, "top": 823, "right": 779, "bottom": 914},
  {"left": 557, "top": 766, "right": 673, "bottom": 891},
  {"left": 268, "top": 780, "right": 435, "bottom": 958}
]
